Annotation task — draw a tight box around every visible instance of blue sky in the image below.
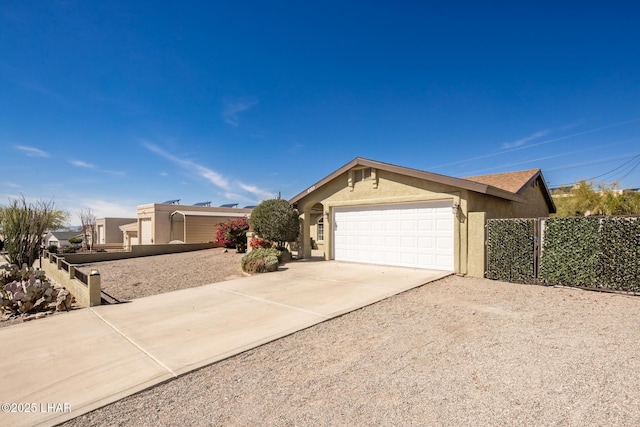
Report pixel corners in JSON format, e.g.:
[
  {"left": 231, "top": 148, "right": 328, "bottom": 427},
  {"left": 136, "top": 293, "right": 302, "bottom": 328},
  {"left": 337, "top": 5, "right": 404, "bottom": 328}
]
[{"left": 2, "top": 1, "right": 639, "bottom": 219}]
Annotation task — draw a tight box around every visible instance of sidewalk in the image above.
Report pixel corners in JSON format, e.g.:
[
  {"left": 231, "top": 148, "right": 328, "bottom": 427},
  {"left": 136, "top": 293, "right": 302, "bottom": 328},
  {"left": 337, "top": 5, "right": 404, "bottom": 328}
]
[{"left": 0, "top": 261, "right": 450, "bottom": 426}]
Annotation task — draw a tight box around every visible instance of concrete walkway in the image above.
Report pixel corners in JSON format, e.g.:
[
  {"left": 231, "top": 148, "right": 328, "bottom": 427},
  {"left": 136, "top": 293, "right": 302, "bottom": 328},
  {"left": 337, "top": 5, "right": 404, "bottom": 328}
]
[{"left": 0, "top": 261, "right": 450, "bottom": 427}]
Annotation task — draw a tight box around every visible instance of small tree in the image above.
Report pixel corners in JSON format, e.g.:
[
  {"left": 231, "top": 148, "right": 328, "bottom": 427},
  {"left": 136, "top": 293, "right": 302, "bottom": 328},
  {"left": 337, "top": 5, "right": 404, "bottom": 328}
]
[
  {"left": 0, "top": 196, "right": 68, "bottom": 267},
  {"left": 249, "top": 199, "right": 300, "bottom": 248},
  {"left": 79, "top": 208, "right": 97, "bottom": 251},
  {"left": 553, "top": 180, "right": 640, "bottom": 217}
]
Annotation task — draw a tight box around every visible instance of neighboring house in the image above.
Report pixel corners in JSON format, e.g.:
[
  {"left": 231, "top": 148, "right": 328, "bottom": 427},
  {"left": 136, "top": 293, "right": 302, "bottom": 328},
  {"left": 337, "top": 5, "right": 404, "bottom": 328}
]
[
  {"left": 119, "top": 222, "right": 138, "bottom": 251},
  {"left": 44, "top": 231, "right": 84, "bottom": 248},
  {"left": 95, "top": 218, "right": 137, "bottom": 245},
  {"left": 135, "top": 202, "right": 254, "bottom": 245},
  {"left": 290, "top": 157, "right": 555, "bottom": 277}
]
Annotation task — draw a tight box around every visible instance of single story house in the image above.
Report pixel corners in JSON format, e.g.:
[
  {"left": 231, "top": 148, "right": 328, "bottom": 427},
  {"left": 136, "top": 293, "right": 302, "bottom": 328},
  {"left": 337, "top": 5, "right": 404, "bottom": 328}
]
[
  {"left": 135, "top": 202, "right": 254, "bottom": 245},
  {"left": 290, "top": 157, "right": 555, "bottom": 277},
  {"left": 119, "top": 222, "right": 138, "bottom": 250},
  {"left": 44, "top": 231, "right": 84, "bottom": 248},
  {"left": 95, "top": 217, "right": 137, "bottom": 245}
]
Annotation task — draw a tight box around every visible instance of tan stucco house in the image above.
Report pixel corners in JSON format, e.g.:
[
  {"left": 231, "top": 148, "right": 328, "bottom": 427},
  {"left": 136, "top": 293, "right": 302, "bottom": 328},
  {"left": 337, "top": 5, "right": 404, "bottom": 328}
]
[
  {"left": 290, "top": 157, "right": 555, "bottom": 277},
  {"left": 135, "top": 202, "right": 253, "bottom": 245},
  {"left": 95, "top": 217, "right": 137, "bottom": 245}
]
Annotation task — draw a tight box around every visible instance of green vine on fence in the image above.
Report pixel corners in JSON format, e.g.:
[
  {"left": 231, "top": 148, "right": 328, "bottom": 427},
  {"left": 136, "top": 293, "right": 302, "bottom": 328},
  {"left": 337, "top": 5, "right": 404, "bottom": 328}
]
[
  {"left": 597, "top": 217, "right": 640, "bottom": 292},
  {"left": 486, "top": 219, "right": 536, "bottom": 284},
  {"left": 539, "top": 217, "right": 600, "bottom": 287}
]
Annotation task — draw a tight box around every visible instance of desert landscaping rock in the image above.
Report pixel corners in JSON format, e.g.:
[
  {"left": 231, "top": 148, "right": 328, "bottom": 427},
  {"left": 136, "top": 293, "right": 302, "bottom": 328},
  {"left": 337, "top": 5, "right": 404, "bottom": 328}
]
[
  {"left": 77, "top": 248, "right": 245, "bottom": 301},
  {"left": 63, "top": 274, "right": 640, "bottom": 426}
]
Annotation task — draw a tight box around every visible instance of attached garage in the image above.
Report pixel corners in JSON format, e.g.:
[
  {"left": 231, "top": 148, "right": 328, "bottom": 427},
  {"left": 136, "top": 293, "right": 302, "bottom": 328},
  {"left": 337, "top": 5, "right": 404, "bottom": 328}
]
[
  {"left": 290, "top": 157, "right": 556, "bottom": 276},
  {"left": 333, "top": 201, "right": 454, "bottom": 270}
]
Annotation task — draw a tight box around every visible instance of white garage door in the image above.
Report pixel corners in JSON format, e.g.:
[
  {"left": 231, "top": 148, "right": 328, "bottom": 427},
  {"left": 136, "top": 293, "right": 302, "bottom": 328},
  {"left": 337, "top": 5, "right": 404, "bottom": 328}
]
[
  {"left": 140, "top": 219, "right": 152, "bottom": 244},
  {"left": 333, "top": 201, "right": 454, "bottom": 271}
]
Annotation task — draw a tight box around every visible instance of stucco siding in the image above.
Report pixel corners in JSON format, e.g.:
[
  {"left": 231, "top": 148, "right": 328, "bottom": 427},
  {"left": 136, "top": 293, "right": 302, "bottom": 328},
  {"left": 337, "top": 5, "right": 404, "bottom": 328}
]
[{"left": 185, "top": 216, "right": 220, "bottom": 243}]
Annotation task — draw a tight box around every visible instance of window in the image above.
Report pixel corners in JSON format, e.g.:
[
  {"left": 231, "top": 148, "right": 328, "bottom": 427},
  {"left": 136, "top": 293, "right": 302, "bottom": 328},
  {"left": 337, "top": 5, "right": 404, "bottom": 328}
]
[{"left": 317, "top": 218, "right": 324, "bottom": 241}]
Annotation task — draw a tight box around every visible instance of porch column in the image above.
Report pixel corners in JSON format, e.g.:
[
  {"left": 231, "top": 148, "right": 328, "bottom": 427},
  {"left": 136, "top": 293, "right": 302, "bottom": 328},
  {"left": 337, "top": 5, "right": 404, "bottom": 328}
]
[{"left": 301, "top": 209, "right": 312, "bottom": 259}]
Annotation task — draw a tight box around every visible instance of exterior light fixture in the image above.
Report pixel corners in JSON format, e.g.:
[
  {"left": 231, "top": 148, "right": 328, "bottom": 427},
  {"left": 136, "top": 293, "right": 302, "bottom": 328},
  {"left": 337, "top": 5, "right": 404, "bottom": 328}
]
[
  {"left": 452, "top": 203, "right": 459, "bottom": 215},
  {"left": 90, "top": 269, "right": 100, "bottom": 276}
]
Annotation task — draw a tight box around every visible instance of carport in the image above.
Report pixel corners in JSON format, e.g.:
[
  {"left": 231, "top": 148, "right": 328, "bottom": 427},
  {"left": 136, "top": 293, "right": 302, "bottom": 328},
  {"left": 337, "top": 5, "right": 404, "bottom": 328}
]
[{"left": 170, "top": 210, "right": 249, "bottom": 243}]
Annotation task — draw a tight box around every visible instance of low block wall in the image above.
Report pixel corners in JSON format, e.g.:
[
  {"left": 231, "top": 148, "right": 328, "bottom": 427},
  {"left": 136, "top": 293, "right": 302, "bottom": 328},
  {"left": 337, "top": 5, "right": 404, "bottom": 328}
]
[
  {"left": 59, "top": 242, "right": 217, "bottom": 264},
  {"left": 41, "top": 254, "right": 101, "bottom": 307}
]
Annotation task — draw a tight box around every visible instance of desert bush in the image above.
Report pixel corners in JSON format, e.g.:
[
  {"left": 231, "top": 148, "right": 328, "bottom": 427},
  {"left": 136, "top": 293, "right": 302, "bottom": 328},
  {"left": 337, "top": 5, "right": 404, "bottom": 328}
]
[
  {"left": 249, "top": 199, "right": 300, "bottom": 247},
  {"left": 215, "top": 217, "right": 250, "bottom": 252},
  {"left": 241, "top": 248, "right": 281, "bottom": 274}
]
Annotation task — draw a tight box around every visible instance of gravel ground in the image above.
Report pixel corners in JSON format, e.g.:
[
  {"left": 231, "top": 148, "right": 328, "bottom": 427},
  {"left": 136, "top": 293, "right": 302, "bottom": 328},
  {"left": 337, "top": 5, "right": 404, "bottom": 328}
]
[
  {"left": 77, "top": 248, "right": 245, "bottom": 301},
  {"left": 0, "top": 248, "right": 243, "bottom": 328},
  {"left": 62, "top": 273, "right": 640, "bottom": 426}
]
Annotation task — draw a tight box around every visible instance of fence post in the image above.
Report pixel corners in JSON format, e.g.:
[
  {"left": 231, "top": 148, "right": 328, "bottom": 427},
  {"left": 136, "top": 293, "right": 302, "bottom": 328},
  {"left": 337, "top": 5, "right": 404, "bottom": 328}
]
[{"left": 88, "top": 269, "right": 101, "bottom": 307}]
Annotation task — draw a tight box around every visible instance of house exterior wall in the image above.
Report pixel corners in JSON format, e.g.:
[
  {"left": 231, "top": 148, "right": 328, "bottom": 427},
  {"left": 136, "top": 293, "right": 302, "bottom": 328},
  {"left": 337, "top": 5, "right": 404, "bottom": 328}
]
[
  {"left": 295, "top": 168, "right": 468, "bottom": 274},
  {"left": 136, "top": 203, "right": 253, "bottom": 245},
  {"left": 184, "top": 216, "right": 228, "bottom": 243},
  {"left": 295, "top": 168, "right": 553, "bottom": 278},
  {"left": 96, "top": 218, "right": 137, "bottom": 244}
]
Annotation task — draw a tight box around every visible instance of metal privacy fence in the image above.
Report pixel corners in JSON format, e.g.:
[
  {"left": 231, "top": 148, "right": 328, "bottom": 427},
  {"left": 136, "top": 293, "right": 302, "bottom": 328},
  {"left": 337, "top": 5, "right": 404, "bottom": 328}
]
[{"left": 486, "top": 216, "right": 640, "bottom": 292}]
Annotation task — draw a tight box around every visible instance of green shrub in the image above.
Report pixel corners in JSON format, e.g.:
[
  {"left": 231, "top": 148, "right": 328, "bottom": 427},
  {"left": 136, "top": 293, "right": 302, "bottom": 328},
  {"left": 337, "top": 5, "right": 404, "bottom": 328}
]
[
  {"left": 46, "top": 244, "right": 59, "bottom": 254},
  {"left": 241, "top": 248, "right": 281, "bottom": 274},
  {"left": 68, "top": 237, "right": 83, "bottom": 245},
  {"left": 249, "top": 199, "right": 300, "bottom": 247}
]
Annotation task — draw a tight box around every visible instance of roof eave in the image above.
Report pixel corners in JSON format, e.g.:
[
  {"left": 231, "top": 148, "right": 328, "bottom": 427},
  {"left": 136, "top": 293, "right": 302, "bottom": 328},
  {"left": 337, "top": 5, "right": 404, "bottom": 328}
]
[{"left": 290, "top": 157, "right": 527, "bottom": 204}]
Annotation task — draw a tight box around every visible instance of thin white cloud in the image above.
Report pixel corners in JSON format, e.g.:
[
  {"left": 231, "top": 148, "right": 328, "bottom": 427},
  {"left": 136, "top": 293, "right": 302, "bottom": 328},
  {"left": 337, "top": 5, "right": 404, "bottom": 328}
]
[
  {"left": 143, "top": 142, "right": 274, "bottom": 203},
  {"left": 143, "top": 142, "right": 230, "bottom": 189},
  {"left": 159, "top": 172, "right": 168, "bottom": 177},
  {"left": 222, "top": 98, "right": 258, "bottom": 126},
  {"left": 502, "top": 130, "right": 550, "bottom": 149},
  {"left": 237, "top": 182, "right": 275, "bottom": 200},
  {"left": 70, "top": 160, "right": 95, "bottom": 168},
  {"left": 16, "top": 145, "right": 50, "bottom": 157}
]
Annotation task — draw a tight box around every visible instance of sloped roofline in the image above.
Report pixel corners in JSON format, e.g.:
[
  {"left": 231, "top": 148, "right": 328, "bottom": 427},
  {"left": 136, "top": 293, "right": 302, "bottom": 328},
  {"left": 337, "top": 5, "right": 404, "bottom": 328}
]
[
  {"left": 289, "top": 157, "right": 528, "bottom": 204},
  {"left": 519, "top": 170, "right": 557, "bottom": 213}
]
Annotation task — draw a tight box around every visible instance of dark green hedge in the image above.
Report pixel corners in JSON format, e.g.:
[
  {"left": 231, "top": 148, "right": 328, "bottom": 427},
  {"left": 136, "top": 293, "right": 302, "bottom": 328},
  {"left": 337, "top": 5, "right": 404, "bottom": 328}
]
[
  {"left": 597, "top": 217, "right": 640, "bottom": 291},
  {"left": 486, "top": 219, "right": 536, "bottom": 284},
  {"left": 539, "top": 217, "right": 600, "bottom": 287}
]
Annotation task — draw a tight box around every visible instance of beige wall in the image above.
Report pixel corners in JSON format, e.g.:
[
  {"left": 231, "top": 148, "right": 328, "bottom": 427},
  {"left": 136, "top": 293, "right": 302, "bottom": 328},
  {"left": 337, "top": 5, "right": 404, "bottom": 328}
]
[
  {"left": 96, "top": 218, "right": 137, "bottom": 244},
  {"left": 136, "top": 203, "right": 253, "bottom": 245},
  {"left": 296, "top": 168, "right": 467, "bottom": 273},
  {"left": 295, "top": 167, "right": 553, "bottom": 278}
]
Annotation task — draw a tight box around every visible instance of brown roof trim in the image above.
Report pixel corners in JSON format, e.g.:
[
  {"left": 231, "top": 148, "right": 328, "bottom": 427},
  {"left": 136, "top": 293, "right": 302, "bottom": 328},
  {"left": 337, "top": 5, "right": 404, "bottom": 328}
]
[{"left": 289, "top": 157, "right": 528, "bottom": 204}]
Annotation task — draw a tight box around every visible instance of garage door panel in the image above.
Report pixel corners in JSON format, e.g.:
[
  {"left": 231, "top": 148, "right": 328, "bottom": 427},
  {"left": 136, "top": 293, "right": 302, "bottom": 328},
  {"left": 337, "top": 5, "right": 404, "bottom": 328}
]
[{"left": 334, "top": 202, "right": 454, "bottom": 271}]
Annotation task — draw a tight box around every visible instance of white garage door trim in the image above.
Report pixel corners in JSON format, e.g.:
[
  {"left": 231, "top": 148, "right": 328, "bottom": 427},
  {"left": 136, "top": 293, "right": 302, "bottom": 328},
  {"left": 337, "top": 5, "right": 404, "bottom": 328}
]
[{"left": 332, "top": 201, "right": 454, "bottom": 271}]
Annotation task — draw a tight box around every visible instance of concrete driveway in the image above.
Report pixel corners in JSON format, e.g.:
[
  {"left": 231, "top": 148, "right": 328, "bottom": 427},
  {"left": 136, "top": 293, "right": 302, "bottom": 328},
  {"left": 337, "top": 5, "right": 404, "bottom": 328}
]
[{"left": 0, "top": 261, "right": 449, "bottom": 427}]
